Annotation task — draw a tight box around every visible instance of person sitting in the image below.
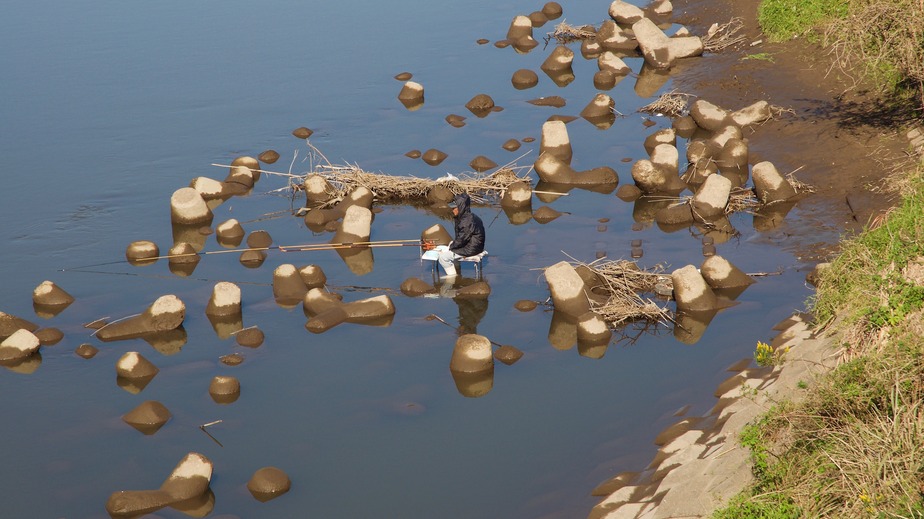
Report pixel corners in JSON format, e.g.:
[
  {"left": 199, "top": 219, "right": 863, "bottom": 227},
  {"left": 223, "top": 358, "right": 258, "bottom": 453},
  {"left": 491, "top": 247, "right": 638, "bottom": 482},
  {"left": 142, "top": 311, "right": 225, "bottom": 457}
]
[{"left": 424, "top": 193, "right": 485, "bottom": 277}]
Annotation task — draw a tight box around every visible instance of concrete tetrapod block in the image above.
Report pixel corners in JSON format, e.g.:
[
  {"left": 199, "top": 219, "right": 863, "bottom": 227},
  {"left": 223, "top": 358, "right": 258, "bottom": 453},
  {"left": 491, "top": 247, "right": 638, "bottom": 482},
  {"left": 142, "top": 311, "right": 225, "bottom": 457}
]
[
  {"left": 540, "top": 120, "right": 572, "bottom": 165},
  {"left": 643, "top": 128, "right": 677, "bottom": 155},
  {"left": 400, "top": 277, "right": 438, "bottom": 297},
  {"left": 450, "top": 334, "right": 494, "bottom": 373},
  {"left": 216, "top": 219, "right": 245, "bottom": 246},
  {"left": 189, "top": 176, "right": 225, "bottom": 201},
  {"left": 170, "top": 187, "right": 213, "bottom": 226},
  {"left": 501, "top": 181, "right": 533, "bottom": 209},
  {"left": 650, "top": 143, "right": 679, "bottom": 176},
  {"left": 209, "top": 375, "right": 241, "bottom": 404},
  {"left": 96, "top": 295, "right": 186, "bottom": 342},
  {"left": 608, "top": 0, "right": 644, "bottom": 23},
  {"left": 122, "top": 400, "right": 172, "bottom": 435},
  {"left": 299, "top": 265, "right": 327, "bottom": 290},
  {"left": 231, "top": 156, "right": 261, "bottom": 181},
  {"left": 106, "top": 452, "right": 213, "bottom": 517},
  {"left": 692, "top": 173, "right": 732, "bottom": 219},
  {"left": 701, "top": 255, "right": 755, "bottom": 289},
  {"left": 632, "top": 18, "right": 703, "bottom": 69},
  {"left": 126, "top": 240, "right": 160, "bottom": 264},
  {"left": 0, "top": 329, "right": 41, "bottom": 362},
  {"left": 304, "top": 290, "right": 395, "bottom": 333},
  {"left": 422, "top": 224, "right": 452, "bottom": 246},
  {"left": 580, "top": 93, "right": 616, "bottom": 127},
  {"left": 535, "top": 153, "right": 618, "bottom": 186},
  {"left": 596, "top": 21, "right": 639, "bottom": 52},
  {"left": 32, "top": 280, "right": 75, "bottom": 307},
  {"left": 752, "top": 161, "right": 798, "bottom": 204},
  {"left": 631, "top": 159, "right": 687, "bottom": 194},
  {"left": 671, "top": 265, "right": 719, "bottom": 312},
  {"left": 273, "top": 264, "right": 309, "bottom": 305},
  {"left": 545, "top": 261, "right": 592, "bottom": 318},
  {"left": 206, "top": 281, "right": 241, "bottom": 317},
  {"left": 652, "top": 0, "right": 673, "bottom": 15},
  {"left": 730, "top": 100, "right": 772, "bottom": 127},
  {"left": 710, "top": 125, "right": 743, "bottom": 149},
  {"left": 397, "top": 81, "right": 425, "bottom": 111},
  {"left": 690, "top": 99, "right": 732, "bottom": 132},
  {"left": 597, "top": 51, "right": 631, "bottom": 75},
  {"left": 716, "top": 138, "right": 749, "bottom": 175},
  {"left": 332, "top": 205, "right": 372, "bottom": 244},
  {"left": 116, "top": 351, "right": 159, "bottom": 380},
  {"left": 247, "top": 467, "right": 292, "bottom": 502},
  {"left": 540, "top": 45, "right": 575, "bottom": 74},
  {"left": 506, "top": 14, "right": 534, "bottom": 41},
  {"left": 577, "top": 311, "right": 612, "bottom": 359},
  {"left": 224, "top": 165, "right": 255, "bottom": 189},
  {"left": 304, "top": 174, "right": 334, "bottom": 204}
]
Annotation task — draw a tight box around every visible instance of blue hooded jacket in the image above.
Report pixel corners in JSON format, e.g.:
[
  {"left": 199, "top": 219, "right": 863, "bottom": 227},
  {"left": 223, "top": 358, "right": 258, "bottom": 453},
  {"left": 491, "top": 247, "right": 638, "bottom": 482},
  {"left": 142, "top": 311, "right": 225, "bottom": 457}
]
[{"left": 449, "top": 193, "right": 485, "bottom": 257}]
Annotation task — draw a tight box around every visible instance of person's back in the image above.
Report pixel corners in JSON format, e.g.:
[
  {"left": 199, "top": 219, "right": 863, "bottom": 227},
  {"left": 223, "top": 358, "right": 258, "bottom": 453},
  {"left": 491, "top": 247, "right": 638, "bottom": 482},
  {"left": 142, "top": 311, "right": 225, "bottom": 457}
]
[{"left": 448, "top": 193, "right": 485, "bottom": 258}]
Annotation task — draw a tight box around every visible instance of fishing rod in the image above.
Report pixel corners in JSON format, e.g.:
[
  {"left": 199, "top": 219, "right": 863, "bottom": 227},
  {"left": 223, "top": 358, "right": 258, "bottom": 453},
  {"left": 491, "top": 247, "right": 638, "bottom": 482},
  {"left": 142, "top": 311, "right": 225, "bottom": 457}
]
[{"left": 60, "top": 239, "right": 428, "bottom": 271}]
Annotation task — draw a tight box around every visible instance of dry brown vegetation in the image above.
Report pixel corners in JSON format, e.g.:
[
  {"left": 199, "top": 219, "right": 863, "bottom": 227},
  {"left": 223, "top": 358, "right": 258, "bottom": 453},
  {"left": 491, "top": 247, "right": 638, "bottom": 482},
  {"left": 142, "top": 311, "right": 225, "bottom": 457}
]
[
  {"left": 576, "top": 258, "right": 673, "bottom": 327},
  {"left": 823, "top": 0, "right": 924, "bottom": 113}
]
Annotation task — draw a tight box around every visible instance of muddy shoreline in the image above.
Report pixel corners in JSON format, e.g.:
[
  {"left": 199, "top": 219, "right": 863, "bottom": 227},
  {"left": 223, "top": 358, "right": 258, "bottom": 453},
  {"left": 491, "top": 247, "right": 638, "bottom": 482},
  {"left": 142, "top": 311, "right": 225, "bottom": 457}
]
[{"left": 589, "top": 0, "right": 916, "bottom": 516}]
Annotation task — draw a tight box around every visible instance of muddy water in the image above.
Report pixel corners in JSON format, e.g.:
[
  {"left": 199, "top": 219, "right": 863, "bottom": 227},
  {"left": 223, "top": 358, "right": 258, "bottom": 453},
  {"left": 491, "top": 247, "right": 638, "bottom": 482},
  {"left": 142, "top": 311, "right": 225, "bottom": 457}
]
[{"left": 1, "top": 1, "right": 816, "bottom": 518}]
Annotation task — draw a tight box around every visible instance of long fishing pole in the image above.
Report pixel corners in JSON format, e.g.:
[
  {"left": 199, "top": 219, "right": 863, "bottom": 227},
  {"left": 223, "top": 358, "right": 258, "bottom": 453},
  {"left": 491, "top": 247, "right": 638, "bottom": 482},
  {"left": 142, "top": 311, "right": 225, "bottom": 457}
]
[{"left": 59, "top": 239, "right": 427, "bottom": 271}]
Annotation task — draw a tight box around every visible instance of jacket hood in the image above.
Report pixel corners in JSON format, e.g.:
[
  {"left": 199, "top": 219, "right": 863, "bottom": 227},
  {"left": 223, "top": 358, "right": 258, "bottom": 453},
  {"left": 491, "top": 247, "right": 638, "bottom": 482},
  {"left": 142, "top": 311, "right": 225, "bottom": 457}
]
[{"left": 452, "top": 193, "right": 471, "bottom": 215}]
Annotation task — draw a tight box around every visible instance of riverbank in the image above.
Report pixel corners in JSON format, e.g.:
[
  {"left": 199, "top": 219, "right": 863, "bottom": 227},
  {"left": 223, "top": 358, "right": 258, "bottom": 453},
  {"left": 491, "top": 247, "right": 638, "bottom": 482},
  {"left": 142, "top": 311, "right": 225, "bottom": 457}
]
[{"left": 590, "top": 0, "right": 923, "bottom": 516}]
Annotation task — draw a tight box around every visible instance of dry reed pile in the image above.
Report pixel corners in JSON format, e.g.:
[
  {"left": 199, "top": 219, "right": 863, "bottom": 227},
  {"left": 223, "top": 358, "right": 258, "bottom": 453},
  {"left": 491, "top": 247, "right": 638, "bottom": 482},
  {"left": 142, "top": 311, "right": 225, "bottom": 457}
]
[
  {"left": 701, "top": 17, "right": 747, "bottom": 52},
  {"left": 638, "top": 90, "right": 695, "bottom": 117},
  {"left": 545, "top": 20, "right": 598, "bottom": 45},
  {"left": 304, "top": 164, "right": 531, "bottom": 208},
  {"left": 577, "top": 258, "right": 673, "bottom": 327}
]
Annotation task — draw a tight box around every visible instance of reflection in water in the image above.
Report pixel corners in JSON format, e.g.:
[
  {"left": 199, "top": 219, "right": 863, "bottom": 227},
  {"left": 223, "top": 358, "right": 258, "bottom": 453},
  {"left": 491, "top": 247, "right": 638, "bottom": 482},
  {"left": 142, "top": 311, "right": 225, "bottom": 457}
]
[
  {"left": 438, "top": 277, "right": 490, "bottom": 335},
  {"left": 171, "top": 223, "right": 209, "bottom": 252},
  {"left": 207, "top": 313, "right": 243, "bottom": 339},
  {"left": 672, "top": 309, "right": 719, "bottom": 345},
  {"left": 143, "top": 327, "right": 188, "bottom": 356},
  {"left": 0, "top": 352, "right": 42, "bottom": 375},
  {"left": 336, "top": 247, "right": 374, "bottom": 276},
  {"left": 450, "top": 368, "right": 495, "bottom": 398}
]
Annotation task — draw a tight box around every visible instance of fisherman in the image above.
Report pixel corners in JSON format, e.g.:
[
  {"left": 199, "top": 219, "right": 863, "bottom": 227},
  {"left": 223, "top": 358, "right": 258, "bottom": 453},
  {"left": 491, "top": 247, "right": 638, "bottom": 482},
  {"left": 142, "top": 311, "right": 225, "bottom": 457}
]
[{"left": 423, "top": 193, "right": 485, "bottom": 277}]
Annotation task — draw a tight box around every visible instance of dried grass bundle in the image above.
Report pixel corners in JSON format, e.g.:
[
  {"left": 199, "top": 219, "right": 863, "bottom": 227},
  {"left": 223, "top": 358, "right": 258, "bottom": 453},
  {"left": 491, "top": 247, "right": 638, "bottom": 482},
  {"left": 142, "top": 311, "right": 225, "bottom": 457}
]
[
  {"left": 638, "top": 90, "right": 695, "bottom": 117},
  {"left": 578, "top": 258, "right": 673, "bottom": 327},
  {"left": 702, "top": 17, "right": 746, "bottom": 53},
  {"left": 308, "top": 164, "right": 529, "bottom": 208},
  {"left": 545, "top": 20, "right": 597, "bottom": 45}
]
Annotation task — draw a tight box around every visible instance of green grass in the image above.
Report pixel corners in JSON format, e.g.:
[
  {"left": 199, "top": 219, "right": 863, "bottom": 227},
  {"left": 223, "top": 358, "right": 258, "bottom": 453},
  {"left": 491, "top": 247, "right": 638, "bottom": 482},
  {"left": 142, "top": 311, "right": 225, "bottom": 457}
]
[
  {"left": 714, "top": 166, "right": 924, "bottom": 518},
  {"left": 813, "top": 172, "right": 924, "bottom": 329},
  {"left": 741, "top": 52, "right": 775, "bottom": 62},
  {"left": 757, "top": 0, "right": 849, "bottom": 41}
]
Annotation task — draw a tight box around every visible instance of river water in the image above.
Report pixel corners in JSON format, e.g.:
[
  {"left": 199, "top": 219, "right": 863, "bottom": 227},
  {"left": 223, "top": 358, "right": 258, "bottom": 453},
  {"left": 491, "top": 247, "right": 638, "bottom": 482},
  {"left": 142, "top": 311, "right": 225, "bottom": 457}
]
[{"left": 0, "top": 1, "right": 815, "bottom": 518}]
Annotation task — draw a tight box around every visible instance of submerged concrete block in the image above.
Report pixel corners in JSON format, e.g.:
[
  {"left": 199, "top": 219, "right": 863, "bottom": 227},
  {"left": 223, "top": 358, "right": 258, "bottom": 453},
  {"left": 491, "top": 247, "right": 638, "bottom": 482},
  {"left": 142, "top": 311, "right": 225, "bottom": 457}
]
[
  {"left": 633, "top": 18, "right": 703, "bottom": 69},
  {"left": 32, "top": 280, "right": 74, "bottom": 307},
  {"left": 540, "top": 120, "right": 572, "bottom": 165},
  {"left": 0, "top": 329, "right": 40, "bottom": 362},
  {"left": 752, "top": 161, "right": 798, "bottom": 203},
  {"left": 170, "top": 187, "right": 213, "bottom": 225},
  {"left": 450, "top": 334, "right": 494, "bottom": 373},
  {"left": 545, "top": 261, "right": 592, "bottom": 318},
  {"left": 701, "top": 255, "right": 755, "bottom": 289},
  {"left": 97, "top": 295, "right": 186, "bottom": 342},
  {"left": 247, "top": 467, "right": 292, "bottom": 502},
  {"left": 672, "top": 265, "right": 719, "bottom": 312}
]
